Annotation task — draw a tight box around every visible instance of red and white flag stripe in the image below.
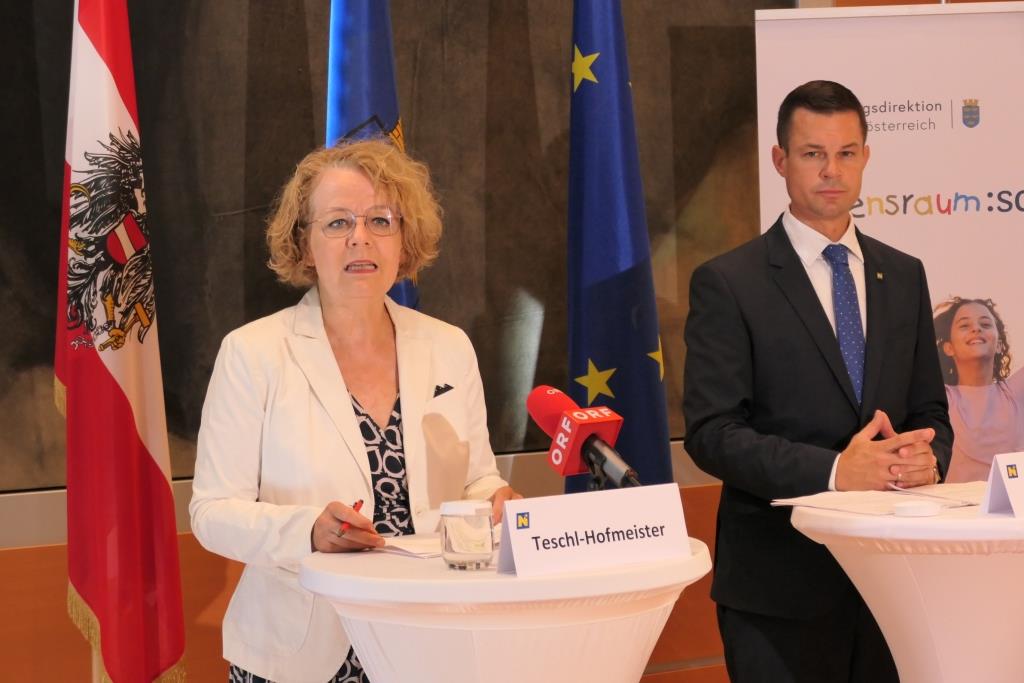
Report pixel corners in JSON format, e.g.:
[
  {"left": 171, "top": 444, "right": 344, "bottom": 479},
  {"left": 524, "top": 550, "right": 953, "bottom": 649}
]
[{"left": 56, "top": 1, "right": 185, "bottom": 680}]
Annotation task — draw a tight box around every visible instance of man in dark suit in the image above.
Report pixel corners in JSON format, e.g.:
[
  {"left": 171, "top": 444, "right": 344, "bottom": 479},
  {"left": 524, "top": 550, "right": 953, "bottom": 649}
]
[{"left": 683, "top": 80, "right": 952, "bottom": 682}]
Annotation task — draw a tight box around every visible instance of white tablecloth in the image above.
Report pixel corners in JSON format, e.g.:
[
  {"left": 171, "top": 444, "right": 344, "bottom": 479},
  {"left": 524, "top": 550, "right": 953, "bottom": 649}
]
[
  {"left": 792, "top": 489, "right": 1024, "bottom": 683},
  {"left": 299, "top": 538, "right": 711, "bottom": 683}
]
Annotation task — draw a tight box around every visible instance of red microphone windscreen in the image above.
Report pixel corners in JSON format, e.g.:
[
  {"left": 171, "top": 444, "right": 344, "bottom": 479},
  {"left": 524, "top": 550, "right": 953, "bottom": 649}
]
[
  {"left": 526, "top": 385, "right": 579, "bottom": 437},
  {"left": 527, "top": 385, "right": 625, "bottom": 477}
]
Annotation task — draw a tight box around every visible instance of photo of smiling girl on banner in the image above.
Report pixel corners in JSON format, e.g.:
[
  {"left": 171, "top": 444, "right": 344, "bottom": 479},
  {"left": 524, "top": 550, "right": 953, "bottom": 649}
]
[{"left": 933, "top": 297, "right": 1024, "bottom": 483}]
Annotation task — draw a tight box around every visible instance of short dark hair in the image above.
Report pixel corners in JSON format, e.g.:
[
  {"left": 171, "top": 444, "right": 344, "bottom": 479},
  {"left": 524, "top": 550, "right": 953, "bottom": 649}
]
[{"left": 776, "top": 80, "right": 868, "bottom": 150}]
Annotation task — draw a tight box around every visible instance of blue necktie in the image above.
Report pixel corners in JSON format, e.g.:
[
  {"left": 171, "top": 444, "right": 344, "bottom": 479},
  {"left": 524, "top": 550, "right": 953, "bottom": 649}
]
[{"left": 822, "top": 244, "right": 865, "bottom": 403}]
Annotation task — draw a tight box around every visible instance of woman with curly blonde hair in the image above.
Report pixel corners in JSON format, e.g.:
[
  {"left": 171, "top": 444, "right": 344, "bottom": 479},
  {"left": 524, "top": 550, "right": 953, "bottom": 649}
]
[
  {"left": 933, "top": 296, "right": 1024, "bottom": 482},
  {"left": 191, "top": 139, "right": 521, "bottom": 682}
]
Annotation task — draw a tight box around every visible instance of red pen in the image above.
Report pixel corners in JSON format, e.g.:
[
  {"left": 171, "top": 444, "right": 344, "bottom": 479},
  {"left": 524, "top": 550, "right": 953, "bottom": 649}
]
[{"left": 340, "top": 499, "right": 364, "bottom": 535}]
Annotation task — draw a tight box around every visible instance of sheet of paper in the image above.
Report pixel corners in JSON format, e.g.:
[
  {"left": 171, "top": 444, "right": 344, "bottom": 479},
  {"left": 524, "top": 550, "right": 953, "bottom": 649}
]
[
  {"left": 379, "top": 534, "right": 442, "bottom": 559},
  {"left": 772, "top": 482, "right": 984, "bottom": 516},
  {"left": 375, "top": 524, "right": 504, "bottom": 561},
  {"left": 886, "top": 481, "right": 985, "bottom": 507}
]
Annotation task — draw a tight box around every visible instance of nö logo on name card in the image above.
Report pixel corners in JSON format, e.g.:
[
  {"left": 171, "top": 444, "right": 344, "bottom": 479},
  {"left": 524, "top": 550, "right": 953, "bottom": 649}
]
[
  {"left": 1008, "top": 464, "right": 1019, "bottom": 479},
  {"left": 516, "top": 512, "right": 531, "bottom": 529}
]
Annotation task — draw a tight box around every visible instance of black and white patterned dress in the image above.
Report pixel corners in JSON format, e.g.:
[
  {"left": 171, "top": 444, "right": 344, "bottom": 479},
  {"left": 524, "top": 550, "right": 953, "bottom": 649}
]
[{"left": 229, "top": 394, "right": 414, "bottom": 683}]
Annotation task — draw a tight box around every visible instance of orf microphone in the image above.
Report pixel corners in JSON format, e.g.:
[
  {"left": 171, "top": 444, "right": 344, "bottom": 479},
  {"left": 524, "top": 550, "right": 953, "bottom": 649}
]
[{"left": 526, "top": 385, "right": 642, "bottom": 488}]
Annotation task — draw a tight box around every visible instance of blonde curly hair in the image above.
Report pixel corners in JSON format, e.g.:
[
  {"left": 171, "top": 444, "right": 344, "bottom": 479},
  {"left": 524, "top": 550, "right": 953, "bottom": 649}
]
[{"left": 266, "top": 139, "right": 442, "bottom": 288}]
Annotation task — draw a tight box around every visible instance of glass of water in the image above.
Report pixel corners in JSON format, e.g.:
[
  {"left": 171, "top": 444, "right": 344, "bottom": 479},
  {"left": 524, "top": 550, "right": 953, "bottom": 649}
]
[{"left": 440, "top": 500, "right": 494, "bottom": 570}]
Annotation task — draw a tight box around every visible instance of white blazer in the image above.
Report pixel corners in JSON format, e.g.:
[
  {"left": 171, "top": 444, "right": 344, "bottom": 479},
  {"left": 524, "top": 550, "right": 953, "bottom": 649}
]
[{"left": 190, "top": 288, "right": 508, "bottom": 683}]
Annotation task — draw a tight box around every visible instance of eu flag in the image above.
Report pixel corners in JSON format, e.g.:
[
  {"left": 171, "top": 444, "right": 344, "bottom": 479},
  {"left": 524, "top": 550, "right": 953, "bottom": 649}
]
[
  {"left": 566, "top": 0, "right": 672, "bottom": 489},
  {"left": 327, "top": 0, "right": 418, "bottom": 308}
]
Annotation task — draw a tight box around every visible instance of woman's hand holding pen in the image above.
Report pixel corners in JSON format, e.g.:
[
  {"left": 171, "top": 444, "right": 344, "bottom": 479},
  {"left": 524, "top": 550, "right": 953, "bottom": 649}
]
[{"left": 311, "top": 499, "right": 383, "bottom": 552}]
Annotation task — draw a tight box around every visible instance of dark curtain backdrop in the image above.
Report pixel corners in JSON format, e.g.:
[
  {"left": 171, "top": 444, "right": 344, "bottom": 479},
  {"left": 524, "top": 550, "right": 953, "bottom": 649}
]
[{"left": 1, "top": 0, "right": 790, "bottom": 492}]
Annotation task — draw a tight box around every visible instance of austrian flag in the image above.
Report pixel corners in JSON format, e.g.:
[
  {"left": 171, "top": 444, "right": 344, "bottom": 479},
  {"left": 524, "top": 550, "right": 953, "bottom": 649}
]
[{"left": 55, "top": 0, "right": 185, "bottom": 679}]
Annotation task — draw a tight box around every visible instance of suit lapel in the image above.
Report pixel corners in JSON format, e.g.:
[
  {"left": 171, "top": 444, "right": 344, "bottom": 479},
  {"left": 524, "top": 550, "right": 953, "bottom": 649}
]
[
  {"left": 286, "top": 288, "right": 372, "bottom": 489},
  {"left": 387, "top": 298, "right": 433, "bottom": 514},
  {"left": 858, "top": 232, "right": 887, "bottom": 421},
  {"left": 766, "top": 221, "right": 860, "bottom": 413}
]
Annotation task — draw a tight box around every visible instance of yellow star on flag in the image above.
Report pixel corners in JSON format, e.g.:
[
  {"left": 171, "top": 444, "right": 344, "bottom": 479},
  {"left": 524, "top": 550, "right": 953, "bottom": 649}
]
[
  {"left": 575, "top": 359, "right": 616, "bottom": 405},
  {"left": 572, "top": 45, "right": 600, "bottom": 92},
  {"left": 648, "top": 336, "right": 665, "bottom": 381}
]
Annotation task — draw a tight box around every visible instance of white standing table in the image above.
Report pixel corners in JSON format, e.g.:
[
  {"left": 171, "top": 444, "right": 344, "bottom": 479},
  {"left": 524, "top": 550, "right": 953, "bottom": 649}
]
[
  {"left": 792, "top": 501, "right": 1024, "bottom": 683},
  {"left": 299, "top": 538, "right": 711, "bottom": 683}
]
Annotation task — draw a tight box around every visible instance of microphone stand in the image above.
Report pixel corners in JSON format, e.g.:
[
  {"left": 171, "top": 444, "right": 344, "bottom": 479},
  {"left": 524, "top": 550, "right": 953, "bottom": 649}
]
[
  {"left": 587, "top": 467, "right": 608, "bottom": 491},
  {"left": 583, "top": 436, "right": 642, "bottom": 490}
]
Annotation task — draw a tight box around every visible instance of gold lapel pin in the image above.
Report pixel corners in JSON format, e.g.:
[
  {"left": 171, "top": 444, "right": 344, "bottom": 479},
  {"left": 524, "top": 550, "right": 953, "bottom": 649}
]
[{"left": 876, "top": 272, "right": 884, "bottom": 280}]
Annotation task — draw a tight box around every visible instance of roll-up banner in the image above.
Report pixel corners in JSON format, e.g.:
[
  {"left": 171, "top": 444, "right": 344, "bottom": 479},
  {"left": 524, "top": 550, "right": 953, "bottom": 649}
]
[{"left": 756, "top": 3, "right": 1024, "bottom": 483}]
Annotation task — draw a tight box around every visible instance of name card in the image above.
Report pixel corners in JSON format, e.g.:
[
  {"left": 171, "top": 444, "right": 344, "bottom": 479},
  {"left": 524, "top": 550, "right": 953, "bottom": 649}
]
[
  {"left": 497, "top": 483, "right": 689, "bottom": 577},
  {"left": 982, "top": 452, "right": 1024, "bottom": 516}
]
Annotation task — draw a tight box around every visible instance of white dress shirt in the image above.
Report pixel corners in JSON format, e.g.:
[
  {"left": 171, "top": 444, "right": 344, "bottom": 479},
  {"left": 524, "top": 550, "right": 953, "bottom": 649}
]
[
  {"left": 781, "top": 210, "right": 867, "bottom": 490},
  {"left": 781, "top": 210, "right": 867, "bottom": 338}
]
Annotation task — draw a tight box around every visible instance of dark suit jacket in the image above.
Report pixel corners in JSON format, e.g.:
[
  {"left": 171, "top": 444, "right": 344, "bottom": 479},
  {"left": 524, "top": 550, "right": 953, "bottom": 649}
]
[{"left": 682, "top": 218, "right": 952, "bottom": 619}]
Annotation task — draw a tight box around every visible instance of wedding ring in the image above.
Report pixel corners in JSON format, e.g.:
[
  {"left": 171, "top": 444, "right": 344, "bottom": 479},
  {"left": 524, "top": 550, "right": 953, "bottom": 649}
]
[{"left": 333, "top": 526, "right": 344, "bottom": 537}]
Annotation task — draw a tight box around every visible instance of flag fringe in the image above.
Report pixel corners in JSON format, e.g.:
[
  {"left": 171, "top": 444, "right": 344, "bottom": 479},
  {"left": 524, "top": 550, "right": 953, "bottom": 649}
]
[
  {"left": 68, "top": 583, "right": 186, "bottom": 682},
  {"left": 390, "top": 119, "right": 405, "bottom": 151},
  {"left": 54, "top": 376, "right": 67, "bottom": 417}
]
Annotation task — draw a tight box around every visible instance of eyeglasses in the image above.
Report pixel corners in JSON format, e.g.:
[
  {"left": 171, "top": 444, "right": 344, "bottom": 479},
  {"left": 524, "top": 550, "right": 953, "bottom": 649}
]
[{"left": 308, "top": 206, "right": 402, "bottom": 239}]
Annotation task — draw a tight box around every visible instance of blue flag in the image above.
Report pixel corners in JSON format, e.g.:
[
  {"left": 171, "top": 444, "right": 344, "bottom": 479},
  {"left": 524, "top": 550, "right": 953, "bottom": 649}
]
[
  {"left": 327, "top": 0, "right": 418, "bottom": 308},
  {"left": 566, "top": 0, "right": 672, "bottom": 490}
]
